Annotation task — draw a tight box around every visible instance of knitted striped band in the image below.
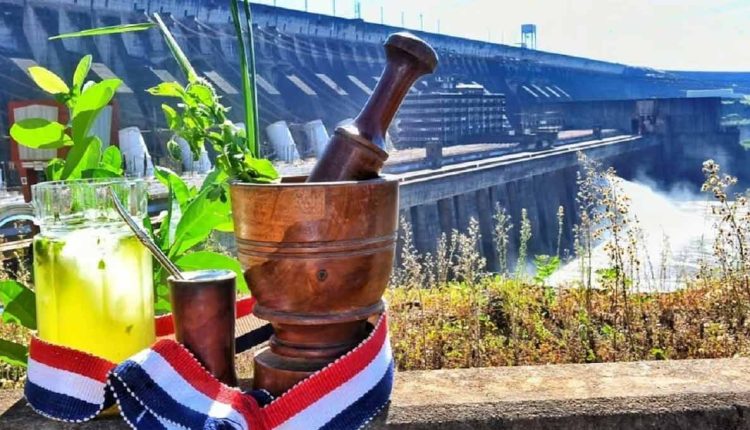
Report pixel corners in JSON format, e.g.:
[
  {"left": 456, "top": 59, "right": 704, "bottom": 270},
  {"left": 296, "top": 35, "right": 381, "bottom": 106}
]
[{"left": 25, "top": 298, "right": 392, "bottom": 430}]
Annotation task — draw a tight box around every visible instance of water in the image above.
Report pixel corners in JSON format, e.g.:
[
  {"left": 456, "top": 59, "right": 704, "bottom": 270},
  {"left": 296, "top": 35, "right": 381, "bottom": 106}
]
[{"left": 551, "top": 178, "right": 716, "bottom": 291}]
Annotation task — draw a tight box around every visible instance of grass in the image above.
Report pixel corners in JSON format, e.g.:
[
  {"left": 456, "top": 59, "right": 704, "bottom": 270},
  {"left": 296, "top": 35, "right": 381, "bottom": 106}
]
[{"left": 386, "top": 276, "right": 750, "bottom": 370}]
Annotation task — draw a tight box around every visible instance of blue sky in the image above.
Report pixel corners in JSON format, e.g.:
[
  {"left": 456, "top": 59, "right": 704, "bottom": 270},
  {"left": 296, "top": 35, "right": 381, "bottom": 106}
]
[{"left": 254, "top": 0, "right": 750, "bottom": 71}]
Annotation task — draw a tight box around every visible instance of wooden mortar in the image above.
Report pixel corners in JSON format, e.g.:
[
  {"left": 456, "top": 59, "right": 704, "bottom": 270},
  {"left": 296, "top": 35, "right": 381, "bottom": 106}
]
[{"left": 230, "top": 176, "right": 399, "bottom": 396}]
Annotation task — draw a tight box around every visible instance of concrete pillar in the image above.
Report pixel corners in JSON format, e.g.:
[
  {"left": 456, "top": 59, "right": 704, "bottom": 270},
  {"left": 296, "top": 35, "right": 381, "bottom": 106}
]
[
  {"left": 92, "top": 12, "right": 115, "bottom": 65},
  {"left": 558, "top": 166, "right": 579, "bottom": 257},
  {"left": 489, "top": 183, "right": 516, "bottom": 267},
  {"left": 455, "top": 192, "right": 479, "bottom": 233},
  {"left": 425, "top": 141, "right": 443, "bottom": 169},
  {"left": 518, "top": 178, "right": 540, "bottom": 246},
  {"left": 437, "top": 197, "right": 457, "bottom": 237},
  {"left": 531, "top": 172, "right": 559, "bottom": 254},
  {"left": 120, "top": 13, "right": 147, "bottom": 58},
  {"left": 476, "top": 188, "right": 497, "bottom": 272},
  {"left": 411, "top": 203, "right": 441, "bottom": 255},
  {"left": 58, "top": 10, "right": 85, "bottom": 55},
  {"left": 529, "top": 174, "right": 548, "bottom": 254},
  {"left": 504, "top": 179, "right": 523, "bottom": 267},
  {"left": 490, "top": 184, "right": 510, "bottom": 212},
  {"left": 24, "top": 5, "right": 55, "bottom": 66}
]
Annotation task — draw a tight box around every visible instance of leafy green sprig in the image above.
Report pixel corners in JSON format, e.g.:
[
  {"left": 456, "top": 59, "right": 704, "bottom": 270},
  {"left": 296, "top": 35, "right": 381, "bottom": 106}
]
[
  {"left": 51, "top": 3, "right": 278, "bottom": 184},
  {"left": 9, "top": 55, "right": 124, "bottom": 180},
  {"left": 146, "top": 167, "right": 248, "bottom": 313},
  {"left": 150, "top": 78, "right": 276, "bottom": 183},
  {"left": 0, "top": 280, "right": 35, "bottom": 368}
]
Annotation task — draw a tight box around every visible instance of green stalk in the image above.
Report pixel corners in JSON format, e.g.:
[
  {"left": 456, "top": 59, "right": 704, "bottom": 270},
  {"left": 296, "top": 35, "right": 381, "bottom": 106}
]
[
  {"left": 153, "top": 13, "right": 198, "bottom": 83},
  {"left": 242, "top": 0, "right": 261, "bottom": 158},
  {"left": 49, "top": 22, "right": 156, "bottom": 40},
  {"left": 230, "top": 0, "right": 259, "bottom": 158}
]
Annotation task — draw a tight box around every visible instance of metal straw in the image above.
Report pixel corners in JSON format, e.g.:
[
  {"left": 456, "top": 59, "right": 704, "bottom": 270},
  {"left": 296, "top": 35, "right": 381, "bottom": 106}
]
[{"left": 109, "top": 188, "right": 184, "bottom": 280}]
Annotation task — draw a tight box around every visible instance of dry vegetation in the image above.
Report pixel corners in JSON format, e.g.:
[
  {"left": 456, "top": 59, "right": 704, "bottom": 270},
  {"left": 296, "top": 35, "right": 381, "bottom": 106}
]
[{"left": 387, "top": 271, "right": 750, "bottom": 370}]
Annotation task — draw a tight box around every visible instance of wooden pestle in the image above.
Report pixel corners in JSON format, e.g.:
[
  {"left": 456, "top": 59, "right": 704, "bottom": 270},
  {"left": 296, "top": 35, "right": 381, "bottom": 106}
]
[{"left": 307, "top": 32, "right": 438, "bottom": 182}]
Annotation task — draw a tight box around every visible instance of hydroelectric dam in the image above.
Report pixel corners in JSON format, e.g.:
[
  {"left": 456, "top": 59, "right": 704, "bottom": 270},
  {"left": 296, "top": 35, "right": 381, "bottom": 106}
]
[{"left": 0, "top": 0, "right": 749, "bottom": 263}]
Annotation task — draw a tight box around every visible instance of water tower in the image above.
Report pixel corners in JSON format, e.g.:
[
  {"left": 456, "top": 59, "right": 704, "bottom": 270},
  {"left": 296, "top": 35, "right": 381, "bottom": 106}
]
[{"left": 521, "top": 24, "right": 537, "bottom": 49}]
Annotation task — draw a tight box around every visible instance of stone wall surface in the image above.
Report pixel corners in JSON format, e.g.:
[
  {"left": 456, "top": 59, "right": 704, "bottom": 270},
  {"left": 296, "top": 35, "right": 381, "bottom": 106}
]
[{"left": 2, "top": 358, "right": 750, "bottom": 429}]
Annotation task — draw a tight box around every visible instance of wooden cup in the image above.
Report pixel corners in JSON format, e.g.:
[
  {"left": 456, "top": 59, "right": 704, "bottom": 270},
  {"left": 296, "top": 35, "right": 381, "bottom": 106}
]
[{"left": 168, "top": 269, "right": 238, "bottom": 386}]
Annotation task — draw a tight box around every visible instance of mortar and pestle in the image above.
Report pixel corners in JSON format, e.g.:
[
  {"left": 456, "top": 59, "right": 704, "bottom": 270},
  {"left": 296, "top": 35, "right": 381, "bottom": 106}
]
[{"left": 231, "top": 32, "right": 438, "bottom": 396}]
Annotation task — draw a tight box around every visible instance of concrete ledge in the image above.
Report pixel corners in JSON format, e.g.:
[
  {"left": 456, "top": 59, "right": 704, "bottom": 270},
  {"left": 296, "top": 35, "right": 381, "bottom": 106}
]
[
  {"left": 372, "top": 358, "right": 750, "bottom": 429},
  {"left": 2, "top": 358, "right": 750, "bottom": 429}
]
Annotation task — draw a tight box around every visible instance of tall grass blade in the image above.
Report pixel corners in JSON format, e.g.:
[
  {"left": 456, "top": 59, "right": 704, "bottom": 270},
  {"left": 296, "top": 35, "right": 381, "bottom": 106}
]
[
  {"left": 242, "top": 0, "right": 261, "bottom": 158},
  {"left": 153, "top": 13, "right": 197, "bottom": 82},
  {"left": 230, "top": 0, "right": 258, "bottom": 158},
  {"left": 49, "top": 22, "right": 155, "bottom": 40}
]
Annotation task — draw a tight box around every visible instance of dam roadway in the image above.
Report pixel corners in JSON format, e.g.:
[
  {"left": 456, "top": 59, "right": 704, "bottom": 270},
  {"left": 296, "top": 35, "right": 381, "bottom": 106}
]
[
  {"left": 394, "top": 134, "right": 655, "bottom": 269},
  {"left": 396, "top": 134, "right": 646, "bottom": 209}
]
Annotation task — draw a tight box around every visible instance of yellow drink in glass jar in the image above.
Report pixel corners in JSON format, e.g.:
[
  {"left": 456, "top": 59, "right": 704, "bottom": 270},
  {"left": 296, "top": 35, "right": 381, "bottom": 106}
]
[{"left": 32, "top": 179, "right": 154, "bottom": 363}]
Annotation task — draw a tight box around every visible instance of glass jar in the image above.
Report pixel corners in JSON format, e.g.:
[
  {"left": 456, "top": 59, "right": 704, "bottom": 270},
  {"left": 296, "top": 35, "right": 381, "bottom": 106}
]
[{"left": 32, "top": 178, "right": 154, "bottom": 362}]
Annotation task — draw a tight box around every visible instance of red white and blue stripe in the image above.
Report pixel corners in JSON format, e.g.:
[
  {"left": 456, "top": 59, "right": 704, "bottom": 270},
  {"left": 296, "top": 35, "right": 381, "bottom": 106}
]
[
  {"left": 25, "top": 337, "right": 115, "bottom": 422},
  {"left": 24, "top": 299, "right": 393, "bottom": 430}
]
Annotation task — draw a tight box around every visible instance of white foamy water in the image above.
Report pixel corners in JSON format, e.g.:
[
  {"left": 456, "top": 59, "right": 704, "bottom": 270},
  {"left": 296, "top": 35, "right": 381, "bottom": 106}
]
[{"left": 550, "top": 178, "right": 716, "bottom": 291}]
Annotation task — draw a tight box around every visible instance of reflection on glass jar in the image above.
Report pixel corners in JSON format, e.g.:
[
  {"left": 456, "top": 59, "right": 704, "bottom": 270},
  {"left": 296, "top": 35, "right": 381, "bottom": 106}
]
[{"left": 32, "top": 179, "right": 154, "bottom": 363}]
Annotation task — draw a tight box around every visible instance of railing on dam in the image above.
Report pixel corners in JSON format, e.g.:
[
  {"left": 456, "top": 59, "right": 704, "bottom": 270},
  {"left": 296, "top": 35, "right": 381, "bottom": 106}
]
[{"left": 395, "top": 134, "right": 656, "bottom": 269}]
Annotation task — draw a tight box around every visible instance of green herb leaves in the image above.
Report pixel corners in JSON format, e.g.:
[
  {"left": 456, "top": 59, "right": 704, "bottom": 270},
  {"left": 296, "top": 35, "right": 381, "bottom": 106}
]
[
  {"left": 0, "top": 281, "right": 36, "bottom": 330},
  {"left": 0, "top": 280, "right": 36, "bottom": 368},
  {"left": 28, "top": 66, "right": 70, "bottom": 94},
  {"left": 100, "top": 146, "right": 124, "bottom": 176},
  {"left": 230, "top": 0, "right": 259, "bottom": 157},
  {"left": 0, "top": 339, "right": 28, "bottom": 368},
  {"left": 9, "top": 118, "right": 71, "bottom": 149},
  {"left": 148, "top": 82, "right": 187, "bottom": 99},
  {"left": 147, "top": 74, "right": 278, "bottom": 183},
  {"left": 176, "top": 252, "right": 248, "bottom": 293},
  {"left": 73, "top": 54, "right": 92, "bottom": 90},
  {"left": 48, "top": 22, "right": 156, "bottom": 40},
  {"left": 35, "top": 7, "right": 274, "bottom": 318},
  {"left": 49, "top": 10, "right": 278, "bottom": 184},
  {"left": 170, "top": 183, "right": 232, "bottom": 258},
  {"left": 242, "top": 157, "right": 278, "bottom": 183},
  {"left": 70, "top": 78, "right": 121, "bottom": 144},
  {"left": 10, "top": 55, "right": 124, "bottom": 181},
  {"left": 149, "top": 168, "right": 238, "bottom": 312}
]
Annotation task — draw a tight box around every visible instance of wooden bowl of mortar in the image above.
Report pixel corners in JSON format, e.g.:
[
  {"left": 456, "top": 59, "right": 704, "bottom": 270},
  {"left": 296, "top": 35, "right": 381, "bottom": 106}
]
[{"left": 230, "top": 175, "right": 398, "bottom": 395}]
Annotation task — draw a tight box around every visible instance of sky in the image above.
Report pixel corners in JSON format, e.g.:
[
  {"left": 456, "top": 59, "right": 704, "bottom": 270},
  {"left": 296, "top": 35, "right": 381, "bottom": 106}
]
[{"left": 253, "top": 0, "right": 750, "bottom": 71}]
